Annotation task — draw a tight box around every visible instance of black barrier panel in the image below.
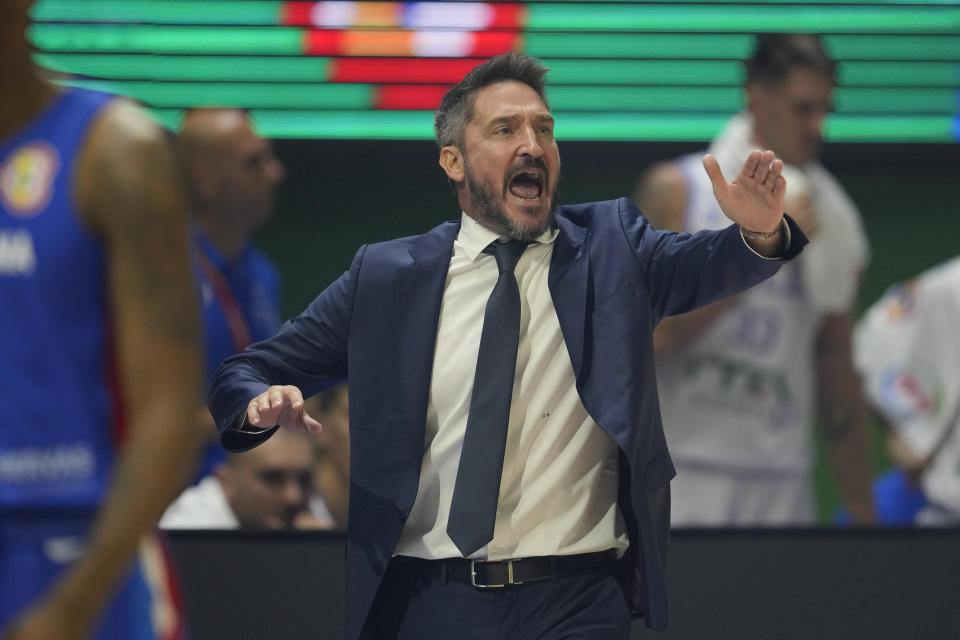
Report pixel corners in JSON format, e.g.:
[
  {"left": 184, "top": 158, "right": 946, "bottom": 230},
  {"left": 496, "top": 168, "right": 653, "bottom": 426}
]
[
  {"left": 167, "top": 530, "right": 346, "bottom": 640},
  {"left": 167, "top": 529, "right": 960, "bottom": 640},
  {"left": 660, "top": 529, "right": 960, "bottom": 640}
]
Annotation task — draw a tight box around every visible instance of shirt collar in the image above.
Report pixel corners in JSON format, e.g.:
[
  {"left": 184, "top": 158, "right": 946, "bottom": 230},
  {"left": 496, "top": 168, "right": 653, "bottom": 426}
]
[{"left": 457, "top": 212, "right": 559, "bottom": 263}]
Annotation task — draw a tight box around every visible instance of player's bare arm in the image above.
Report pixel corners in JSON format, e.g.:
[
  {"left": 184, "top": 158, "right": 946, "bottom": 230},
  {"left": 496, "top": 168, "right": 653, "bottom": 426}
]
[
  {"left": 816, "top": 312, "right": 876, "bottom": 524},
  {"left": 6, "top": 100, "right": 204, "bottom": 638}
]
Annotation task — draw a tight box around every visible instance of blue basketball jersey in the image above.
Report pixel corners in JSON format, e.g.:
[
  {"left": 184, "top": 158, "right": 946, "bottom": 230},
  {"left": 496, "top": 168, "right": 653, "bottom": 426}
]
[
  {"left": 0, "top": 87, "right": 116, "bottom": 509},
  {"left": 194, "top": 231, "right": 281, "bottom": 478}
]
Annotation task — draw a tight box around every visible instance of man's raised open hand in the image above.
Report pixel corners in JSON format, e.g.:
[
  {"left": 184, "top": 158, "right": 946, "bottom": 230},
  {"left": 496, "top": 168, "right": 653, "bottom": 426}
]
[
  {"left": 247, "top": 385, "right": 323, "bottom": 433},
  {"left": 703, "top": 149, "right": 786, "bottom": 234}
]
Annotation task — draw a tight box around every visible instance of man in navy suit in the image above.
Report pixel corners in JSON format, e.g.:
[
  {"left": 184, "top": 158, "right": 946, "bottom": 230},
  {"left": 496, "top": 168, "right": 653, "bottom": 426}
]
[{"left": 209, "top": 53, "right": 805, "bottom": 639}]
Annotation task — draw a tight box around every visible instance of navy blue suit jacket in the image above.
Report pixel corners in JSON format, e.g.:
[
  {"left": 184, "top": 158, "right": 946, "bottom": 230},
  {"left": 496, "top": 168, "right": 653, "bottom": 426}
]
[{"left": 209, "top": 197, "right": 805, "bottom": 638}]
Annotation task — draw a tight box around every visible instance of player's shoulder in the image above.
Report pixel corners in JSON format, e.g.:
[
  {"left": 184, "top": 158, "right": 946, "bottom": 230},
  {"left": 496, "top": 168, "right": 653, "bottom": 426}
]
[
  {"left": 633, "top": 155, "right": 698, "bottom": 232},
  {"left": 917, "top": 256, "right": 960, "bottom": 298},
  {"left": 84, "top": 97, "right": 169, "bottom": 157},
  {"left": 635, "top": 159, "right": 689, "bottom": 201},
  {"left": 74, "top": 97, "right": 184, "bottom": 233}
]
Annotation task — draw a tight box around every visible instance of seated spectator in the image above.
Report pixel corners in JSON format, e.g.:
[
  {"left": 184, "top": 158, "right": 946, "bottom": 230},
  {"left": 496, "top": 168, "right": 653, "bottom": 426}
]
[
  {"left": 161, "top": 428, "right": 334, "bottom": 530},
  {"left": 853, "top": 257, "right": 960, "bottom": 526},
  {"left": 308, "top": 385, "right": 350, "bottom": 529}
]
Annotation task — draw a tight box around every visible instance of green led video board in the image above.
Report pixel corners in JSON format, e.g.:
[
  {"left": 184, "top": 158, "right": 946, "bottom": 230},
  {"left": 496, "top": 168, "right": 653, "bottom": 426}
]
[{"left": 29, "top": 0, "right": 960, "bottom": 141}]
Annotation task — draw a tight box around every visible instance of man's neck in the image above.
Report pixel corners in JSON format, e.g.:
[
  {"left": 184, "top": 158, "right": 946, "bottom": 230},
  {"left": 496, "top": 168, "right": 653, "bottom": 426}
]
[
  {"left": 197, "top": 215, "right": 249, "bottom": 265},
  {"left": 0, "top": 47, "right": 56, "bottom": 140}
]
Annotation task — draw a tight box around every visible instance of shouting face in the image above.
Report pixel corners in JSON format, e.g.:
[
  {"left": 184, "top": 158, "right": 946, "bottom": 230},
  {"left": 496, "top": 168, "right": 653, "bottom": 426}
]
[{"left": 441, "top": 81, "right": 561, "bottom": 241}]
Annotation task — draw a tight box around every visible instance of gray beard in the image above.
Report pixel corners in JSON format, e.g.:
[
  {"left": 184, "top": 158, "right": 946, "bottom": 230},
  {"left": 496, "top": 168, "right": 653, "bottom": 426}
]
[{"left": 463, "top": 158, "right": 559, "bottom": 242}]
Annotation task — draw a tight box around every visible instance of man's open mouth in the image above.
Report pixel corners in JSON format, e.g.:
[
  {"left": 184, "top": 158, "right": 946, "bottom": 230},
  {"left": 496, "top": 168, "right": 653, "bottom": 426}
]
[{"left": 508, "top": 170, "right": 544, "bottom": 200}]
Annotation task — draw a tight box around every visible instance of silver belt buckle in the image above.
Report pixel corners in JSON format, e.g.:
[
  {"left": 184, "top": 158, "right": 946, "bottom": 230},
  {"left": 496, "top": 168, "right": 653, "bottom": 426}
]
[{"left": 470, "top": 559, "right": 522, "bottom": 588}]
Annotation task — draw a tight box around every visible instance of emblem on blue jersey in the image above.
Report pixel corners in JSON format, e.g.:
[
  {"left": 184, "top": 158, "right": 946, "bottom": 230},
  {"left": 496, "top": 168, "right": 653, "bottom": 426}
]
[{"left": 0, "top": 141, "right": 60, "bottom": 216}]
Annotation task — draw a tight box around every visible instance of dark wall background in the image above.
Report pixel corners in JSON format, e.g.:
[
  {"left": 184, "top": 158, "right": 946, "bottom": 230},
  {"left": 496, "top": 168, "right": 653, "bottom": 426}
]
[{"left": 252, "top": 140, "right": 960, "bottom": 520}]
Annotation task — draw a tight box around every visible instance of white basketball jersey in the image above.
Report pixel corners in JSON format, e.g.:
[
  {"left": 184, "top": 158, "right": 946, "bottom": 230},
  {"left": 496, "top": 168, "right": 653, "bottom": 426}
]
[{"left": 656, "top": 135, "right": 867, "bottom": 473}]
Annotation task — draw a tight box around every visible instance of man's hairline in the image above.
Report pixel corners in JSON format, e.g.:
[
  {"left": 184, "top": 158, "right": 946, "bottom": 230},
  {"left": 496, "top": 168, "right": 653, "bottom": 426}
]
[
  {"left": 747, "top": 64, "right": 836, "bottom": 92},
  {"left": 441, "top": 78, "right": 550, "bottom": 152}
]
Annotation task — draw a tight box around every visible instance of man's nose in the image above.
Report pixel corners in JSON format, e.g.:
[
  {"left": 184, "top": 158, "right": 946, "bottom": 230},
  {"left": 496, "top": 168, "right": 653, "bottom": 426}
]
[
  {"left": 517, "top": 126, "right": 544, "bottom": 158},
  {"left": 280, "top": 479, "right": 306, "bottom": 504}
]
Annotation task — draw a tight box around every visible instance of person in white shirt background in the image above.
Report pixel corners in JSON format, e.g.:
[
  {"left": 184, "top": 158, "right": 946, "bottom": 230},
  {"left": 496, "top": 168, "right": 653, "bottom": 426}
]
[
  {"left": 162, "top": 427, "right": 337, "bottom": 530},
  {"left": 854, "top": 257, "right": 960, "bottom": 526},
  {"left": 635, "top": 33, "right": 875, "bottom": 526}
]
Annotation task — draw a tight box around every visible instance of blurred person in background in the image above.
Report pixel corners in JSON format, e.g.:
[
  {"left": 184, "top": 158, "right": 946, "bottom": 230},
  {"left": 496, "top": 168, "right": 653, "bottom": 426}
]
[
  {"left": 176, "top": 108, "right": 286, "bottom": 480},
  {"left": 161, "top": 428, "right": 336, "bottom": 530},
  {"left": 308, "top": 384, "right": 350, "bottom": 529},
  {"left": 854, "top": 258, "right": 960, "bottom": 526},
  {"left": 635, "top": 33, "right": 875, "bottom": 526},
  {"left": 0, "top": 1, "right": 202, "bottom": 638}
]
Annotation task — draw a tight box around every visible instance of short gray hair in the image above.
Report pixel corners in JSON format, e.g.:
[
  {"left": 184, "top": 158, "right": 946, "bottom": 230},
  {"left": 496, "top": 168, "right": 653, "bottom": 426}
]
[{"left": 434, "top": 52, "right": 550, "bottom": 150}]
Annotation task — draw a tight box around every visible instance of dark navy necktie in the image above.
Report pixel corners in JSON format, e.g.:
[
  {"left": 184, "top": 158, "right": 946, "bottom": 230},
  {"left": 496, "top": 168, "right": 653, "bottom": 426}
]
[{"left": 447, "top": 239, "right": 528, "bottom": 557}]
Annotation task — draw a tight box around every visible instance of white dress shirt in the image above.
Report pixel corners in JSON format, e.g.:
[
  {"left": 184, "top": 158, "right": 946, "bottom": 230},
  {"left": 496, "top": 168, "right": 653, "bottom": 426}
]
[{"left": 394, "top": 214, "right": 628, "bottom": 561}]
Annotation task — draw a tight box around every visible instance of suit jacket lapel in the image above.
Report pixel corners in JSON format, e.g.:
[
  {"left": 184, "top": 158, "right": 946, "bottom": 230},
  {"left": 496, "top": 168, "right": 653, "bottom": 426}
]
[
  {"left": 395, "top": 221, "right": 459, "bottom": 470},
  {"left": 549, "top": 213, "right": 590, "bottom": 385}
]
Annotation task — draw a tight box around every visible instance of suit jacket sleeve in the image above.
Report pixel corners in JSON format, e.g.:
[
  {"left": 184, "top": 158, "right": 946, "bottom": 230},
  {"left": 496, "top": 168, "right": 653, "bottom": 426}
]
[
  {"left": 208, "top": 245, "right": 366, "bottom": 451},
  {"left": 616, "top": 198, "right": 806, "bottom": 324}
]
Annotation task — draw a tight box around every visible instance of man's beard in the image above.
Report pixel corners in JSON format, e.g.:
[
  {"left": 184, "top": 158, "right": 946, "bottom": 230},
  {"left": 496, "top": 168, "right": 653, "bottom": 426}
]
[{"left": 463, "top": 156, "right": 560, "bottom": 242}]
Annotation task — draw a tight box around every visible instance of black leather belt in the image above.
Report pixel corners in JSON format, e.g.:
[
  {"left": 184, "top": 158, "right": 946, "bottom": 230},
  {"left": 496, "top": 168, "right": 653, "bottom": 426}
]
[{"left": 393, "top": 550, "right": 617, "bottom": 588}]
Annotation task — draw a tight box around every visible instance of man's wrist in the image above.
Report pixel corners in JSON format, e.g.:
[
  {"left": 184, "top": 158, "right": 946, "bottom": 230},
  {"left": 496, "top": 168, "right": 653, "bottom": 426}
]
[
  {"left": 234, "top": 413, "right": 273, "bottom": 434},
  {"left": 740, "top": 220, "right": 783, "bottom": 240},
  {"left": 740, "top": 217, "right": 790, "bottom": 259}
]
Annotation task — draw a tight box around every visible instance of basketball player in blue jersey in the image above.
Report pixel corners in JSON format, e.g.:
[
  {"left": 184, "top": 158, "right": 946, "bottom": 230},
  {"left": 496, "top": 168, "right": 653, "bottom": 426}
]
[{"left": 0, "top": 2, "right": 203, "bottom": 639}]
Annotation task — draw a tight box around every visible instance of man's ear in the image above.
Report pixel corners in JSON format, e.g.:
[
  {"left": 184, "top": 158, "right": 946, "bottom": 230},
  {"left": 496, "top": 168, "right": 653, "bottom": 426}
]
[
  {"left": 439, "top": 146, "right": 465, "bottom": 183},
  {"left": 745, "top": 84, "right": 765, "bottom": 116},
  {"left": 193, "top": 163, "right": 219, "bottom": 205}
]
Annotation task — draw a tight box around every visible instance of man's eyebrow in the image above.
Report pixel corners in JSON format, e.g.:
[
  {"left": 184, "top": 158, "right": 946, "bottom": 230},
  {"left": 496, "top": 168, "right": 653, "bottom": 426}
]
[
  {"left": 487, "top": 114, "right": 520, "bottom": 127},
  {"left": 486, "top": 113, "right": 555, "bottom": 127}
]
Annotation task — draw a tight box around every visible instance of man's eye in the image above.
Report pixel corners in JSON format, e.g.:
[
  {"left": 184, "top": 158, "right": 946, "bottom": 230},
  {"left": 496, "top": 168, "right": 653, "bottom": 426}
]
[
  {"left": 259, "top": 470, "right": 284, "bottom": 486},
  {"left": 496, "top": 127, "right": 513, "bottom": 135}
]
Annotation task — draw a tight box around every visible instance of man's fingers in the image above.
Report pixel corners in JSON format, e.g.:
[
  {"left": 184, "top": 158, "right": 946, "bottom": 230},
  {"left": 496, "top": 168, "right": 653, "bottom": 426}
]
[
  {"left": 282, "top": 385, "right": 305, "bottom": 410},
  {"left": 302, "top": 412, "right": 324, "bottom": 434},
  {"left": 765, "top": 158, "right": 783, "bottom": 187},
  {"left": 275, "top": 405, "right": 297, "bottom": 429},
  {"left": 268, "top": 386, "right": 285, "bottom": 408},
  {"left": 772, "top": 175, "right": 787, "bottom": 202},
  {"left": 701, "top": 154, "right": 726, "bottom": 194},
  {"left": 753, "top": 151, "right": 772, "bottom": 185},
  {"left": 247, "top": 385, "right": 305, "bottom": 428},
  {"left": 741, "top": 149, "right": 762, "bottom": 178},
  {"left": 247, "top": 401, "right": 262, "bottom": 426}
]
